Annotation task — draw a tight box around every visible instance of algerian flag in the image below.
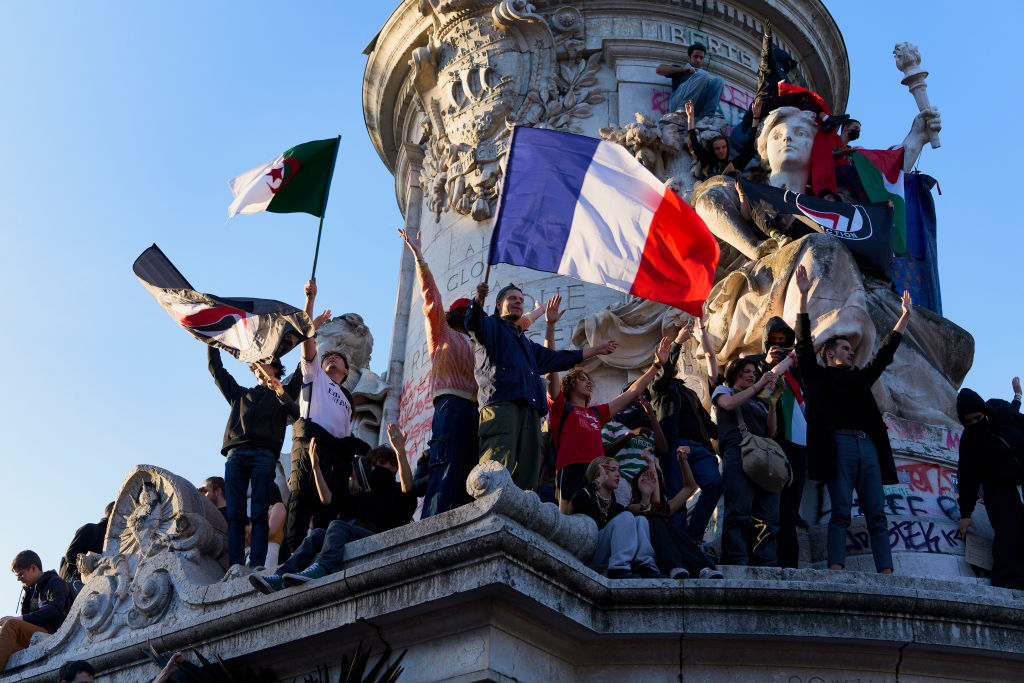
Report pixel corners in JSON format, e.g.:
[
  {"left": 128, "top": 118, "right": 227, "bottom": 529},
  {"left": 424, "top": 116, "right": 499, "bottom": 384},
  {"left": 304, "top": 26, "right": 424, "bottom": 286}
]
[
  {"left": 851, "top": 148, "right": 906, "bottom": 256},
  {"left": 228, "top": 137, "right": 339, "bottom": 218}
]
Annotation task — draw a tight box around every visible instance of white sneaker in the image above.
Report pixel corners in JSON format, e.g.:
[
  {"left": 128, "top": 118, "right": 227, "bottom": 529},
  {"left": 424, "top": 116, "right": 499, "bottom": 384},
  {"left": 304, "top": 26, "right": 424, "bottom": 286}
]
[
  {"left": 669, "top": 567, "right": 689, "bottom": 580},
  {"left": 699, "top": 567, "right": 724, "bottom": 580}
]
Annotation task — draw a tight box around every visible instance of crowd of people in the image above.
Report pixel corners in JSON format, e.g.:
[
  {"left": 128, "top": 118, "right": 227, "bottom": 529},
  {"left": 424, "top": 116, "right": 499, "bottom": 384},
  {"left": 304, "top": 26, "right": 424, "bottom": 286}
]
[{"left": 4, "top": 33, "right": 1022, "bottom": 681}]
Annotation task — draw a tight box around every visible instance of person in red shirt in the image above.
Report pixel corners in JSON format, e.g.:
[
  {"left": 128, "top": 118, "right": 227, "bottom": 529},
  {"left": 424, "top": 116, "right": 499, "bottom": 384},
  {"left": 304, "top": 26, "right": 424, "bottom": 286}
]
[{"left": 543, "top": 301, "right": 672, "bottom": 512}]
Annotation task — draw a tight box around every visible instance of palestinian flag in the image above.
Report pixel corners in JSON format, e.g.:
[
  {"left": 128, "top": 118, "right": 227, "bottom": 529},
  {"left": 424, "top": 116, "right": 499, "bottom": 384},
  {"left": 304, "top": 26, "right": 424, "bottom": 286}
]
[
  {"left": 133, "top": 244, "right": 314, "bottom": 363},
  {"left": 778, "top": 372, "right": 807, "bottom": 446},
  {"left": 851, "top": 148, "right": 906, "bottom": 256},
  {"left": 228, "top": 137, "right": 340, "bottom": 218}
]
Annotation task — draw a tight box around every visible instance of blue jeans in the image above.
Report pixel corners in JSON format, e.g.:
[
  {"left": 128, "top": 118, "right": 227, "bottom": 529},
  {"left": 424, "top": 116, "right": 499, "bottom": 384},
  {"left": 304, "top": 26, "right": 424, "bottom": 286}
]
[
  {"left": 680, "top": 439, "right": 723, "bottom": 541},
  {"left": 668, "top": 69, "right": 726, "bottom": 119},
  {"left": 827, "top": 434, "right": 893, "bottom": 571},
  {"left": 423, "top": 395, "right": 479, "bottom": 519},
  {"left": 721, "top": 445, "right": 780, "bottom": 566},
  {"left": 225, "top": 446, "right": 278, "bottom": 567},
  {"left": 277, "top": 520, "right": 373, "bottom": 575}
]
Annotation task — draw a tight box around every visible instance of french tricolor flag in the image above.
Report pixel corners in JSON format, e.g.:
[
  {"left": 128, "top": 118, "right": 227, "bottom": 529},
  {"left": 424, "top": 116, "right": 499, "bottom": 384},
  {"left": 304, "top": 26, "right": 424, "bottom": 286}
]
[{"left": 489, "top": 127, "right": 719, "bottom": 316}]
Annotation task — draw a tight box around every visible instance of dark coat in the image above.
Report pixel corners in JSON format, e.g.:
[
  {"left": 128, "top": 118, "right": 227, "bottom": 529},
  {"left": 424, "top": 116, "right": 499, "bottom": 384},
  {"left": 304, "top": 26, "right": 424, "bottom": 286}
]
[
  {"left": 58, "top": 519, "right": 107, "bottom": 583},
  {"left": 795, "top": 313, "right": 901, "bottom": 484},
  {"left": 752, "top": 316, "right": 804, "bottom": 446},
  {"left": 465, "top": 299, "right": 582, "bottom": 413},
  {"left": 208, "top": 347, "right": 302, "bottom": 455},
  {"left": 650, "top": 342, "right": 717, "bottom": 451},
  {"left": 956, "top": 389, "right": 1024, "bottom": 519},
  {"left": 20, "top": 570, "right": 72, "bottom": 634}
]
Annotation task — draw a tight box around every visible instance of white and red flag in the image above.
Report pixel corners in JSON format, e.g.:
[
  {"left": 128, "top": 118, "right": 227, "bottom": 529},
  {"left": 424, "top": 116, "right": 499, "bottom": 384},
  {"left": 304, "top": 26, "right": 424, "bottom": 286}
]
[{"left": 133, "top": 244, "right": 314, "bottom": 363}]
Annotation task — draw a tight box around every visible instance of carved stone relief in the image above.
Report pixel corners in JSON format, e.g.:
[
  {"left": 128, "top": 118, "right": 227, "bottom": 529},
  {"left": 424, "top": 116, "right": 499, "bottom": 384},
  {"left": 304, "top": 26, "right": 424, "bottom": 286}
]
[{"left": 413, "top": 1, "right": 606, "bottom": 222}]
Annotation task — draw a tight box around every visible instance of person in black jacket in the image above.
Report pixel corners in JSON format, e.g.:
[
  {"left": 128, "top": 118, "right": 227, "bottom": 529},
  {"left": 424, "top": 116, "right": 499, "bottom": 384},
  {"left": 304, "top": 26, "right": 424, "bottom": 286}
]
[
  {"left": 250, "top": 423, "right": 416, "bottom": 594},
  {"left": 685, "top": 98, "right": 761, "bottom": 180},
  {"left": 650, "top": 318, "right": 720, "bottom": 542},
  {"left": 208, "top": 346, "right": 301, "bottom": 568},
  {"left": 794, "top": 265, "right": 912, "bottom": 574},
  {"left": 957, "top": 387, "right": 1024, "bottom": 589},
  {"left": 58, "top": 501, "right": 114, "bottom": 594},
  {"left": 1, "top": 551, "right": 71, "bottom": 671}
]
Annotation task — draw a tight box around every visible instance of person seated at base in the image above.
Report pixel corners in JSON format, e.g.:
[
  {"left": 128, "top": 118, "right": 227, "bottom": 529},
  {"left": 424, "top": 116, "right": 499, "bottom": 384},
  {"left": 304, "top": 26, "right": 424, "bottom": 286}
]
[
  {"left": 1, "top": 551, "right": 72, "bottom": 671},
  {"left": 570, "top": 457, "right": 664, "bottom": 580},
  {"left": 633, "top": 449, "right": 724, "bottom": 580},
  {"left": 250, "top": 424, "right": 415, "bottom": 594}
]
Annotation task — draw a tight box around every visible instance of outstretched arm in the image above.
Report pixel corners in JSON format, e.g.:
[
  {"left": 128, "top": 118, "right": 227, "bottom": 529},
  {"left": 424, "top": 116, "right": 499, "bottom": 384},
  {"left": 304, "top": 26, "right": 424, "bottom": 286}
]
[
  {"left": 543, "top": 295, "right": 566, "bottom": 400},
  {"left": 608, "top": 337, "right": 672, "bottom": 416},
  {"left": 301, "top": 279, "right": 330, "bottom": 363},
  {"left": 893, "top": 289, "right": 913, "bottom": 334},
  {"left": 901, "top": 107, "right": 941, "bottom": 172},
  {"left": 657, "top": 63, "right": 694, "bottom": 77}
]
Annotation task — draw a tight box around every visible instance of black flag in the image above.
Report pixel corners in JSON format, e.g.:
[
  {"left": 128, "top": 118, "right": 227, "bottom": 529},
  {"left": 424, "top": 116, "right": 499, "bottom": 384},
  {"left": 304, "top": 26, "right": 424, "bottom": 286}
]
[
  {"left": 133, "top": 244, "right": 314, "bottom": 363},
  {"left": 739, "top": 179, "right": 894, "bottom": 279}
]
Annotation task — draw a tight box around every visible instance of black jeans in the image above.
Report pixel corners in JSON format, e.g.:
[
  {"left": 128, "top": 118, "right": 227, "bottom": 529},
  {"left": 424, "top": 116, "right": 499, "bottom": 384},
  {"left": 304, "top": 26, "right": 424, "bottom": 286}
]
[
  {"left": 277, "top": 520, "right": 374, "bottom": 575},
  {"left": 647, "top": 516, "right": 716, "bottom": 574}
]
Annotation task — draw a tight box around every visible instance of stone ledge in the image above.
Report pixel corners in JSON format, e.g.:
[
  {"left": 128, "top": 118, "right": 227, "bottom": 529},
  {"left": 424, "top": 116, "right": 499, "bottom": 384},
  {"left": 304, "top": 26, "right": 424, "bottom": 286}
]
[{"left": 5, "top": 502, "right": 1024, "bottom": 682}]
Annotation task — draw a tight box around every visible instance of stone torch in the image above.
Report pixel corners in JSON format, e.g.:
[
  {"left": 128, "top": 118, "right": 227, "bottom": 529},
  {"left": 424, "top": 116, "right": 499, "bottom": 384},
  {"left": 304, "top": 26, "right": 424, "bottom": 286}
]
[{"left": 894, "top": 42, "right": 940, "bottom": 149}]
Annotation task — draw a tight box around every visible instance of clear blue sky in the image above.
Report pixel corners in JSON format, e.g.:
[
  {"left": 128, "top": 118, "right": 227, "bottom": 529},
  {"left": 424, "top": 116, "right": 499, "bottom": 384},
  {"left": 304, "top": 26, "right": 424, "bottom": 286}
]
[{"left": 1, "top": 1, "right": 1018, "bottom": 603}]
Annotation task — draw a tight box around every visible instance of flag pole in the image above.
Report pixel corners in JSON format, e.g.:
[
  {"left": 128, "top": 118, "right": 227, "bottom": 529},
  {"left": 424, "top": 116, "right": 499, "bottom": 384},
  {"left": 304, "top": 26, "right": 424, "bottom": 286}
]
[{"left": 310, "top": 135, "right": 342, "bottom": 280}]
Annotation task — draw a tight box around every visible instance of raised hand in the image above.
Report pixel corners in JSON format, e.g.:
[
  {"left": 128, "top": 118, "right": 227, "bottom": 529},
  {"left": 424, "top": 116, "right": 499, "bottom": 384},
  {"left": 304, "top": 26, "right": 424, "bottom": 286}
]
[
  {"left": 398, "top": 228, "right": 423, "bottom": 259},
  {"left": 901, "top": 289, "right": 913, "bottom": 317},
  {"left": 304, "top": 278, "right": 317, "bottom": 299},
  {"left": 675, "top": 318, "right": 695, "bottom": 344},
  {"left": 544, "top": 294, "right": 565, "bottom": 324},
  {"left": 751, "top": 97, "right": 764, "bottom": 119},
  {"left": 676, "top": 445, "right": 691, "bottom": 460},
  {"left": 266, "top": 376, "right": 285, "bottom": 397},
  {"left": 387, "top": 422, "right": 407, "bottom": 454},
  {"left": 655, "top": 335, "right": 672, "bottom": 365},
  {"left": 595, "top": 339, "right": 618, "bottom": 356},
  {"left": 638, "top": 468, "right": 658, "bottom": 497},
  {"left": 1013, "top": 376, "right": 1022, "bottom": 395},
  {"left": 795, "top": 264, "right": 811, "bottom": 294},
  {"left": 312, "top": 309, "right": 332, "bottom": 330},
  {"left": 476, "top": 282, "right": 489, "bottom": 303},
  {"left": 309, "top": 437, "right": 320, "bottom": 469}
]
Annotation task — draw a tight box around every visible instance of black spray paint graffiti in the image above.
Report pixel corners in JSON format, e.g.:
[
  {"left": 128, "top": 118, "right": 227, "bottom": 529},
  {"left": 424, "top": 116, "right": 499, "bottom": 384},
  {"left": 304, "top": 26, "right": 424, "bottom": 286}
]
[{"left": 846, "top": 520, "right": 962, "bottom": 555}]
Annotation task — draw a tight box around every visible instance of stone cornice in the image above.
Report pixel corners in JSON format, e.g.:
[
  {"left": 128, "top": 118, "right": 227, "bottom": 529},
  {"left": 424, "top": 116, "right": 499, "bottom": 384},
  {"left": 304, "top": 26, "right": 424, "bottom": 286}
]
[{"left": 363, "top": 0, "right": 848, "bottom": 179}]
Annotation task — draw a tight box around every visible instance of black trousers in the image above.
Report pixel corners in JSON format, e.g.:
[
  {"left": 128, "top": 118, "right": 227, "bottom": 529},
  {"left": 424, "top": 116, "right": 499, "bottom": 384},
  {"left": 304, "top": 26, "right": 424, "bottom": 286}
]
[
  {"left": 648, "top": 515, "right": 716, "bottom": 574},
  {"left": 987, "top": 486, "right": 1024, "bottom": 590},
  {"left": 776, "top": 441, "right": 807, "bottom": 568}
]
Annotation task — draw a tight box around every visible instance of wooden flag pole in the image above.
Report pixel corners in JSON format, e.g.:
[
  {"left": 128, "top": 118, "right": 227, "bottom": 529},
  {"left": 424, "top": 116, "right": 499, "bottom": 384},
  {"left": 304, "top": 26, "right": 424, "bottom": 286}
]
[
  {"left": 310, "top": 135, "right": 342, "bottom": 280},
  {"left": 483, "top": 262, "right": 491, "bottom": 286}
]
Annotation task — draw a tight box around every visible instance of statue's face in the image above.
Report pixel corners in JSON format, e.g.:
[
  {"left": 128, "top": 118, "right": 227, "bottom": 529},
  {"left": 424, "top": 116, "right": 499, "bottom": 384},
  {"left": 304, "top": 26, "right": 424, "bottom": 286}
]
[{"left": 765, "top": 117, "right": 815, "bottom": 172}]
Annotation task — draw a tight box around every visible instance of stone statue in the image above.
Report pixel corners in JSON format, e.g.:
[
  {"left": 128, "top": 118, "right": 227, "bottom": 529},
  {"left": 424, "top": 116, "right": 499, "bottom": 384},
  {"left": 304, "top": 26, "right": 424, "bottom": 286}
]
[{"left": 686, "top": 106, "right": 967, "bottom": 428}]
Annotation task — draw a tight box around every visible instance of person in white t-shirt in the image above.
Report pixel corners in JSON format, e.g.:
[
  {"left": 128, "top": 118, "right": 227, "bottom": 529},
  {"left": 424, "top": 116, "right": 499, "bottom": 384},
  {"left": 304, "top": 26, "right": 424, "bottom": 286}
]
[{"left": 282, "top": 278, "right": 370, "bottom": 560}]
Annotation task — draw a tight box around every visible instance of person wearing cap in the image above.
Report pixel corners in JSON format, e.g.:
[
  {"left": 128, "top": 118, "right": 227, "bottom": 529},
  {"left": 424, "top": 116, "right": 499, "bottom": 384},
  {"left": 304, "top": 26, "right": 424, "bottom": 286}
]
[
  {"left": 400, "top": 229, "right": 482, "bottom": 517},
  {"left": 207, "top": 346, "right": 301, "bottom": 568},
  {"left": 467, "top": 280, "right": 618, "bottom": 491}
]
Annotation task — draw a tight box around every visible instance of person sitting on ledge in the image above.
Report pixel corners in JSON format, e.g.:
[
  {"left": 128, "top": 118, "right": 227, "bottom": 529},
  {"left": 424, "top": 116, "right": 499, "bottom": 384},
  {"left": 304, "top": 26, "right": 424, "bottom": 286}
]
[
  {"left": 250, "top": 423, "right": 415, "bottom": 594},
  {"left": 1, "top": 551, "right": 72, "bottom": 671},
  {"left": 570, "top": 457, "right": 664, "bottom": 580},
  {"left": 657, "top": 42, "right": 725, "bottom": 120}
]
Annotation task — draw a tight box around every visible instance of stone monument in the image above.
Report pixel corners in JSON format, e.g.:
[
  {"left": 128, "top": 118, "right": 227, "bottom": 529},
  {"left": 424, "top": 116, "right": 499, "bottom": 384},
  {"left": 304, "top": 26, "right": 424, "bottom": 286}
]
[{"left": 365, "top": 0, "right": 972, "bottom": 575}]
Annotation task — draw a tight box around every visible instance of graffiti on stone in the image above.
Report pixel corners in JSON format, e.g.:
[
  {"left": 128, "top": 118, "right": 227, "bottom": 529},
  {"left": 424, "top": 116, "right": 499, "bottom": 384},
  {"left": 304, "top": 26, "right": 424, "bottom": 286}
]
[{"left": 846, "top": 520, "right": 962, "bottom": 555}]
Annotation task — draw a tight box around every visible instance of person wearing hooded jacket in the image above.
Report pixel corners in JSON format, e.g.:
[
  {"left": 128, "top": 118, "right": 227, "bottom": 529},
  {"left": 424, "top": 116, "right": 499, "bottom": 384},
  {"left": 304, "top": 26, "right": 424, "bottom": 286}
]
[
  {"left": 1, "top": 551, "right": 71, "bottom": 671},
  {"left": 751, "top": 316, "right": 808, "bottom": 569},
  {"left": 794, "top": 265, "right": 913, "bottom": 574},
  {"left": 957, "top": 387, "right": 1024, "bottom": 589}
]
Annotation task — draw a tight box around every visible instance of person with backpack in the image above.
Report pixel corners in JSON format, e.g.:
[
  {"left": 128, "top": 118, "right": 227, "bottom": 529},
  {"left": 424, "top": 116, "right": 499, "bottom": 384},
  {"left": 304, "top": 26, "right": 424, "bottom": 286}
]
[{"left": 543, "top": 302, "right": 672, "bottom": 512}]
